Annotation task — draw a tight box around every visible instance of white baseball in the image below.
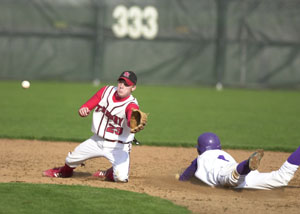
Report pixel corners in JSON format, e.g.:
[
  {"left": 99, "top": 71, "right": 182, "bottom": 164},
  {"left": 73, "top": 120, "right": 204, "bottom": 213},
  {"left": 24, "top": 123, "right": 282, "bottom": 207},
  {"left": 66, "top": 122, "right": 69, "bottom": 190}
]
[
  {"left": 216, "top": 82, "right": 223, "bottom": 91},
  {"left": 21, "top": 80, "right": 30, "bottom": 89}
]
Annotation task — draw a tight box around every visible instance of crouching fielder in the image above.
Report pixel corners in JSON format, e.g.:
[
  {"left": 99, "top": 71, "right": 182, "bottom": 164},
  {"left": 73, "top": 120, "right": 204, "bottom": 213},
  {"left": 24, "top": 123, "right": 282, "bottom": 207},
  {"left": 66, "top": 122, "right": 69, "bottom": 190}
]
[
  {"left": 43, "top": 71, "right": 148, "bottom": 182},
  {"left": 178, "top": 132, "right": 300, "bottom": 190}
]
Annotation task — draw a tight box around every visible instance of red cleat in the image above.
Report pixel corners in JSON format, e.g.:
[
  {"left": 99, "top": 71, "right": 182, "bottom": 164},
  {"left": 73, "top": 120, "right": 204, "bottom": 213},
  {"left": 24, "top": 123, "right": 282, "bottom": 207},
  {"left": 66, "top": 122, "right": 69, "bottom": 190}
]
[
  {"left": 93, "top": 170, "right": 107, "bottom": 180},
  {"left": 93, "top": 167, "right": 114, "bottom": 181},
  {"left": 43, "top": 167, "right": 62, "bottom": 178}
]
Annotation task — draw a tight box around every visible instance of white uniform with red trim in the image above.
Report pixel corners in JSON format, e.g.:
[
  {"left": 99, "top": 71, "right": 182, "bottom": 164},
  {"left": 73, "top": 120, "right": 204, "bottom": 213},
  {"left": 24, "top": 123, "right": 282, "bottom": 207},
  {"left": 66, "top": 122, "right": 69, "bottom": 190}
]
[
  {"left": 65, "top": 86, "right": 138, "bottom": 182},
  {"left": 92, "top": 86, "right": 137, "bottom": 142}
]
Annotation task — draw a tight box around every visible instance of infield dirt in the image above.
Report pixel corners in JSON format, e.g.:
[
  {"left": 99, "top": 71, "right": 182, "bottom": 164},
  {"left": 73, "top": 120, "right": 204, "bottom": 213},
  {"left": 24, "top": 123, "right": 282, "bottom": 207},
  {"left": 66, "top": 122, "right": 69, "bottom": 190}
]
[{"left": 1, "top": 139, "right": 300, "bottom": 214}]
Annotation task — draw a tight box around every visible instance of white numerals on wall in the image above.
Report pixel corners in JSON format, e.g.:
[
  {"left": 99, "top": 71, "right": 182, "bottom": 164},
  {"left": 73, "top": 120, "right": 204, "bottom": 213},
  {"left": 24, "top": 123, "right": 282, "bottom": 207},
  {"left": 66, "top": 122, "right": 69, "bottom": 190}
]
[{"left": 112, "top": 5, "right": 158, "bottom": 40}]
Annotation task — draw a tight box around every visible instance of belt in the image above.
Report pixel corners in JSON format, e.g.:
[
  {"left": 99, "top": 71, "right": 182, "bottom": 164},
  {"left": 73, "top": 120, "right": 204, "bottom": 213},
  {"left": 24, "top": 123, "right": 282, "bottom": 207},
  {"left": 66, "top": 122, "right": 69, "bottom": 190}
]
[{"left": 105, "top": 138, "right": 129, "bottom": 144}]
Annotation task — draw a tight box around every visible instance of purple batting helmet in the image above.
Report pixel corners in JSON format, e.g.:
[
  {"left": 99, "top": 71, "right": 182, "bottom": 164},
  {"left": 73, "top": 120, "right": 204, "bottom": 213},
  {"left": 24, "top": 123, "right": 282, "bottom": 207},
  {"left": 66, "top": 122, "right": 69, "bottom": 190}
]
[{"left": 197, "top": 132, "right": 221, "bottom": 155}]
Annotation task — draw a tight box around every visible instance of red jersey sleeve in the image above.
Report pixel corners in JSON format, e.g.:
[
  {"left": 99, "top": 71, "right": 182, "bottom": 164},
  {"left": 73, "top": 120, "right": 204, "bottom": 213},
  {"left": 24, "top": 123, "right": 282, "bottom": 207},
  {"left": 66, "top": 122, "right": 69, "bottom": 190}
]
[
  {"left": 126, "top": 103, "right": 139, "bottom": 127},
  {"left": 80, "top": 86, "right": 107, "bottom": 110}
]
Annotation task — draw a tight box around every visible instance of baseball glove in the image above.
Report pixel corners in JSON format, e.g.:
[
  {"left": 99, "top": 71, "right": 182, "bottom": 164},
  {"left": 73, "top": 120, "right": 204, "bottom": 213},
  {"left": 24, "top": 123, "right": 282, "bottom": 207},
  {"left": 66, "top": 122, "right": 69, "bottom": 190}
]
[{"left": 130, "top": 109, "right": 148, "bottom": 133}]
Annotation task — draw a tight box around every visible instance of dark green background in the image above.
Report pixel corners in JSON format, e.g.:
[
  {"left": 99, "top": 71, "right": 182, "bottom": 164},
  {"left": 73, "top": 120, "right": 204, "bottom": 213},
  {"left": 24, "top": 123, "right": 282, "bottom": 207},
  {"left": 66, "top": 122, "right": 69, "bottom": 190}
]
[{"left": 0, "top": 0, "right": 300, "bottom": 88}]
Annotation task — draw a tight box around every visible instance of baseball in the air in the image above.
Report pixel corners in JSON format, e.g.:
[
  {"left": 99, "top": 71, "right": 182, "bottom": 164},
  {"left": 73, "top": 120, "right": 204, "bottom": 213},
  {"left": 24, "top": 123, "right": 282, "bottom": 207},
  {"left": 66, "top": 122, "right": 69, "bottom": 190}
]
[
  {"left": 175, "top": 173, "right": 180, "bottom": 180},
  {"left": 21, "top": 80, "right": 30, "bottom": 89},
  {"left": 216, "top": 82, "right": 223, "bottom": 91}
]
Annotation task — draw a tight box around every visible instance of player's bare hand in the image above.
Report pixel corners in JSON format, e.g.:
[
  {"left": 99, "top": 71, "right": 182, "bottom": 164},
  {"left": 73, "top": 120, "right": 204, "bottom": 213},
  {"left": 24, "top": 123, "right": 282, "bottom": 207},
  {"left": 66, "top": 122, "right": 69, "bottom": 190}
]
[{"left": 78, "top": 107, "right": 90, "bottom": 117}]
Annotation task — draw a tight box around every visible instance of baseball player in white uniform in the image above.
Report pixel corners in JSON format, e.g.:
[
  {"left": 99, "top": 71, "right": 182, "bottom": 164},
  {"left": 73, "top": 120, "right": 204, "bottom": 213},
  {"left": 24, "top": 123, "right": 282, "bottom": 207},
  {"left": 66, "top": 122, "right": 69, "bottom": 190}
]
[
  {"left": 43, "top": 71, "right": 146, "bottom": 182},
  {"left": 178, "top": 132, "right": 300, "bottom": 190}
]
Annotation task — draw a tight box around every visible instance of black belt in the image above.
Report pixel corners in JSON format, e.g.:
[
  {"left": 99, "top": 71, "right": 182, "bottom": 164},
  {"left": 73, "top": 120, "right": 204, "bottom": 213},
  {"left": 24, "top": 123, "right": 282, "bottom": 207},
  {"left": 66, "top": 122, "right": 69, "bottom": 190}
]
[{"left": 105, "top": 138, "right": 129, "bottom": 144}]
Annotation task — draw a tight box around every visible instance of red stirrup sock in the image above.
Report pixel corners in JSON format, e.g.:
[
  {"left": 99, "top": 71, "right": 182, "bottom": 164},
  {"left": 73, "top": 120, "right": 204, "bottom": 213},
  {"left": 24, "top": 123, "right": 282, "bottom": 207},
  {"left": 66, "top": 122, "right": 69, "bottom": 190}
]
[
  {"left": 105, "top": 167, "right": 114, "bottom": 181},
  {"left": 59, "top": 164, "right": 74, "bottom": 178}
]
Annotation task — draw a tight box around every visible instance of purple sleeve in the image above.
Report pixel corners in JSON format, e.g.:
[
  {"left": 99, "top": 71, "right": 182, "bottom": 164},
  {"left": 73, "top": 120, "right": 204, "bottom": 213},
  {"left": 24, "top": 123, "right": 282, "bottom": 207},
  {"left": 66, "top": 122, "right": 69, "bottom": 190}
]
[{"left": 179, "top": 158, "right": 198, "bottom": 181}]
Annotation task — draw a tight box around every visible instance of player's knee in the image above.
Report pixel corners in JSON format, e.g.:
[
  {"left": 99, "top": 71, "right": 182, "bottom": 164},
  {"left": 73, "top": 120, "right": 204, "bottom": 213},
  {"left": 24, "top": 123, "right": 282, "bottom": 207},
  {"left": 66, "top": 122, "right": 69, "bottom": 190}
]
[
  {"left": 114, "top": 175, "right": 129, "bottom": 183},
  {"left": 113, "top": 171, "right": 129, "bottom": 183},
  {"left": 65, "top": 158, "right": 81, "bottom": 168},
  {"left": 115, "top": 178, "right": 128, "bottom": 183}
]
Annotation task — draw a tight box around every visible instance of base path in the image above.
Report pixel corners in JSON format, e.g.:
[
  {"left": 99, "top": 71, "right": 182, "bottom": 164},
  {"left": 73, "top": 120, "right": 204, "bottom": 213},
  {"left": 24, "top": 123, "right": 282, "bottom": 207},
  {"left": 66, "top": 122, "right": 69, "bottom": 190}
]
[{"left": 1, "top": 139, "right": 300, "bottom": 214}]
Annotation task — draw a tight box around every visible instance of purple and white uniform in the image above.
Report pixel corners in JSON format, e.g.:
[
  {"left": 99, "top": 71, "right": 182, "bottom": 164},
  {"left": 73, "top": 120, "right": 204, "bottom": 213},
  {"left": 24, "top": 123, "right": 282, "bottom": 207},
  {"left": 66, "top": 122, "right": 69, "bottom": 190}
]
[{"left": 180, "top": 147, "right": 300, "bottom": 190}]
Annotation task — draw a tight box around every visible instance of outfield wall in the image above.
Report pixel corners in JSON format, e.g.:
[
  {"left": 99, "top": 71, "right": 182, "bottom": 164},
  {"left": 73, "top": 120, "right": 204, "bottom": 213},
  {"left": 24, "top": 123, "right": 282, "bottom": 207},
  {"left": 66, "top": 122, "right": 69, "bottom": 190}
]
[{"left": 0, "top": 0, "right": 299, "bottom": 88}]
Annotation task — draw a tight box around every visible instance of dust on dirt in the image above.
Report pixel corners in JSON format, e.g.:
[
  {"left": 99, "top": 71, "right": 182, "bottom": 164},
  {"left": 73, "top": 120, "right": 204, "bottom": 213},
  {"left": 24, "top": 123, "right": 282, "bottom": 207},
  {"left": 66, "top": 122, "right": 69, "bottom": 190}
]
[{"left": 1, "top": 139, "right": 300, "bottom": 214}]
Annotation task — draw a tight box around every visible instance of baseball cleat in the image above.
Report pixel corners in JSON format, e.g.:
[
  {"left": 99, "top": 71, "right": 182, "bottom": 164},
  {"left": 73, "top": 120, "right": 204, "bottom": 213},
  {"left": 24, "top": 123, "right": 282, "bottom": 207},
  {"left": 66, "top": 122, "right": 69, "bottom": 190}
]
[
  {"left": 93, "top": 170, "right": 107, "bottom": 180},
  {"left": 43, "top": 167, "right": 62, "bottom": 178},
  {"left": 248, "top": 149, "right": 264, "bottom": 170}
]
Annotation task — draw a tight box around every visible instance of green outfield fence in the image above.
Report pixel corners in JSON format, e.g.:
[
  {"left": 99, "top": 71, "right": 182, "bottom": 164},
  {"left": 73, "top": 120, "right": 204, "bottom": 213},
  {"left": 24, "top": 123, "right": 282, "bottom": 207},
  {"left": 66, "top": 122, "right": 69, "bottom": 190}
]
[{"left": 0, "top": 0, "right": 300, "bottom": 88}]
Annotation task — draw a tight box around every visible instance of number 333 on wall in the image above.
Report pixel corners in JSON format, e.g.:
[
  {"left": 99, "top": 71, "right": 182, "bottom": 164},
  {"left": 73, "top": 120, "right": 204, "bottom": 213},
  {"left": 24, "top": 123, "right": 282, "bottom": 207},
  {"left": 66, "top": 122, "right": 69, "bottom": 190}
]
[{"left": 112, "top": 5, "right": 159, "bottom": 40}]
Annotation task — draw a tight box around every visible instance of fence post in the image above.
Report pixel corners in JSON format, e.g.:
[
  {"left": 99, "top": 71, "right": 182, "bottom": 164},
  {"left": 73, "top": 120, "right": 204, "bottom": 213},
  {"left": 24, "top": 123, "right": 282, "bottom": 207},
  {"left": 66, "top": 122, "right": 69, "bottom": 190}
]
[
  {"left": 91, "top": 0, "right": 105, "bottom": 84},
  {"left": 214, "top": 0, "right": 228, "bottom": 86}
]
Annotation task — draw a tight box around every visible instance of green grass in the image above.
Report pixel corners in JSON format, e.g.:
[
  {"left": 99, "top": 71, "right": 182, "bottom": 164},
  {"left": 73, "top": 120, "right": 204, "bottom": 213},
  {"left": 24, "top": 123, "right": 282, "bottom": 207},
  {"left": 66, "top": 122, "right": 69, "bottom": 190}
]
[
  {"left": 0, "top": 183, "right": 190, "bottom": 214},
  {"left": 1, "top": 80, "right": 300, "bottom": 214},
  {"left": 0, "top": 80, "right": 300, "bottom": 151}
]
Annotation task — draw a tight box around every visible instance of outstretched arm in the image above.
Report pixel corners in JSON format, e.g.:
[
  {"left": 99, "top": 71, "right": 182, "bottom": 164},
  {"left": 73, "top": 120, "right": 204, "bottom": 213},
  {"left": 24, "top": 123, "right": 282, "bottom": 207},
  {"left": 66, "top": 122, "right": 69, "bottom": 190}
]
[
  {"left": 78, "top": 86, "right": 106, "bottom": 117},
  {"left": 179, "top": 158, "right": 198, "bottom": 181}
]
